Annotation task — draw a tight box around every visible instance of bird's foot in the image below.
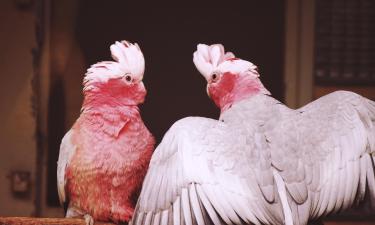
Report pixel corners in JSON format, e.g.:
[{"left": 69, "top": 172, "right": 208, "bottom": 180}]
[
  {"left": 84, "top": 214, "right": 94, "bottom": 225},
  {"left": 111, "top": 207, "right": 133, "bottom": 224}
]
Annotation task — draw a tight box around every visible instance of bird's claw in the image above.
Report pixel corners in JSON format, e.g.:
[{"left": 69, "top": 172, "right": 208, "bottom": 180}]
[{"left": 84, "top": 214, "right": 94, "bottom": 225}]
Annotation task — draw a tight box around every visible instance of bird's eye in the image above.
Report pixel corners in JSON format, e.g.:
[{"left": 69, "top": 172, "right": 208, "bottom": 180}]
[
  {"left": 211, "top": 73, "right": 219, "bottom": 82},
  {"left": 124, "top": 75, "right": 132, "bottom": 82}
]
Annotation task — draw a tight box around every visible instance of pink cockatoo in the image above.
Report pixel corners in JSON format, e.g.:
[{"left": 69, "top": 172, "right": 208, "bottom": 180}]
[
  {"left": 57, "top": 40, "right": 155, "bottom": 224},
  {"left": 130, "top": 44, "right": 375, "bottom": 225}
]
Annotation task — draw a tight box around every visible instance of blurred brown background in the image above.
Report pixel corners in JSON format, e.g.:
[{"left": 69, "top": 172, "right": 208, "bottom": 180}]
[{"left": 0, "top": 0, "right": 374, "bottom": 224}]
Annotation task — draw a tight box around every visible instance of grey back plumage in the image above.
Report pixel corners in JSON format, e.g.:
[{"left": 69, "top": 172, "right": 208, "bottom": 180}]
[{"left": 131, "top": 91, "right": 375, "bottom": 225}]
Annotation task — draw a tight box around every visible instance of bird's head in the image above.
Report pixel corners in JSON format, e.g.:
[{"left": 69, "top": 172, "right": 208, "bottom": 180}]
[
  {"left": 83, "top": 40, "right": 146, "bottom": 108},
  {"left": 193, "top": 44, "right": 270, "bottom": 111}
]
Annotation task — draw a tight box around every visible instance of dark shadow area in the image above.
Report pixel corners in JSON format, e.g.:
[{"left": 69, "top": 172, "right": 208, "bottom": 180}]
[
  {"left": 75, "top": 0, "right": 285, "bottom": 142},
  {"left": 47, "top": 76, "right": 66, "bottom": 206}
]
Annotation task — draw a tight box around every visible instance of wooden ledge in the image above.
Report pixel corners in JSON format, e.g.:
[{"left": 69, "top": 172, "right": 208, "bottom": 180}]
[
  {"left": 1, "top": 217, "right": 374, "bottom": 225},
  {"left": 0, "top": 217, "right": 115, "bottom": 225}
]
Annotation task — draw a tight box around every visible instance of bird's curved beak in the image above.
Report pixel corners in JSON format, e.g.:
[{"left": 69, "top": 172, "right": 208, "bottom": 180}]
[
  {"left": 206, "top": 85, "right": 211, "bottom": 98},
  {"left": 139, "top": 81, "right": 146, "bottom": 93}
]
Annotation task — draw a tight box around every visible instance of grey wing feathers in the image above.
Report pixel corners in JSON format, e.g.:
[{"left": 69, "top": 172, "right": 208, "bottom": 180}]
[
  {"left": 57, "top": 130, "right": 76, "bottom": 208},
  {"left": 271, "top": 91, "right": 375, "bottom": 223},
  {"left": 132, "top": 90, "right": 375, "bottom": 225},
  {"left": 131, "top": 117, "right": 284, "bottom": 225}
]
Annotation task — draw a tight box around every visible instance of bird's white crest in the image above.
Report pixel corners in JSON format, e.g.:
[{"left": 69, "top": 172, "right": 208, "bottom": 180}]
[
  {"left": 193, "top": 43, "right": 259, "bottom": 80},
  {"left": 83, "top": 40, "right": 145, "bottom": 90}
]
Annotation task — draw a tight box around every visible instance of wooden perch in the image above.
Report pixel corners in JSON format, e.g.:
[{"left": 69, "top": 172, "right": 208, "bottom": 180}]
[{"left": 0, "top": 217, "right": 115, "bottom": 225}]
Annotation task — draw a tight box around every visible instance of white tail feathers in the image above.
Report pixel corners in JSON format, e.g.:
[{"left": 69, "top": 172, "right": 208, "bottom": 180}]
[{"left": 84, "top": 40, "right": 145, "bottom": 90}]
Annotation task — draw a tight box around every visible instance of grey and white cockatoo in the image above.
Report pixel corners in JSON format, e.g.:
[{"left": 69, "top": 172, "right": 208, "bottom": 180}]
[{"left": 130, "top": 44, "right": 375, "bottom": 225}]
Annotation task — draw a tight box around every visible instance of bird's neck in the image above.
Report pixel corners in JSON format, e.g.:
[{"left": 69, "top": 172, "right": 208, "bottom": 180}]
[
  {"left": 220, "top": 94, "right": 291, "bottom": 126},
  {"left": 79, "top": 104, "right": 142, "bottom": 138},
  {"left": 212, "top": 75, "right": 270, "bottom": 113},
  {"left": 82, "top": 88, "right": 137, "bottom": 110}
]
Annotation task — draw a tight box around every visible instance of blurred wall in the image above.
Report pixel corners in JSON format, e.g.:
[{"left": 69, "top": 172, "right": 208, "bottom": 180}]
[
  {"left": 0, "top": 0, "right": 36, "bottom": 216},
  {"left": 44, "top": 0, "right": 85, "bottom": 211}
]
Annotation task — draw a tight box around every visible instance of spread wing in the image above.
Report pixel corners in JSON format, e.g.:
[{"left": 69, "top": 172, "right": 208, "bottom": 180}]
[
  {"left": 269, "top": 91, "right": 375, "bottom": 224},
  {"left": 57, "top": 129, "right": 77, "bottom": 210},
  {"left": 131, "top": 117, "right": 284, "bottom": 225}
]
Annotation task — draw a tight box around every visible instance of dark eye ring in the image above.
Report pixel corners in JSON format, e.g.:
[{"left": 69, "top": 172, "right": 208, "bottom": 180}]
[{"left": 125, "top": 75, "right": 132, "bottom": 82}]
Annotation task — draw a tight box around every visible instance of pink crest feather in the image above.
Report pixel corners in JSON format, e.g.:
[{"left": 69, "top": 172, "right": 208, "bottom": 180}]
[
  {"left": 193, "top": 43, "right": 259, "bottom": 80},
  {"left": 193, "top": 44, "right": 234, "bottom": 79}
]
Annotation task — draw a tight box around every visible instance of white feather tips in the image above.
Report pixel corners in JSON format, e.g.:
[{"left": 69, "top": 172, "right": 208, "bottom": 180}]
[
  {"left": 193, "top": 43, "right": 258, "bottom": 80},
  {"left": 84, "top": 40, "right": 145, "bottom": 89}
]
